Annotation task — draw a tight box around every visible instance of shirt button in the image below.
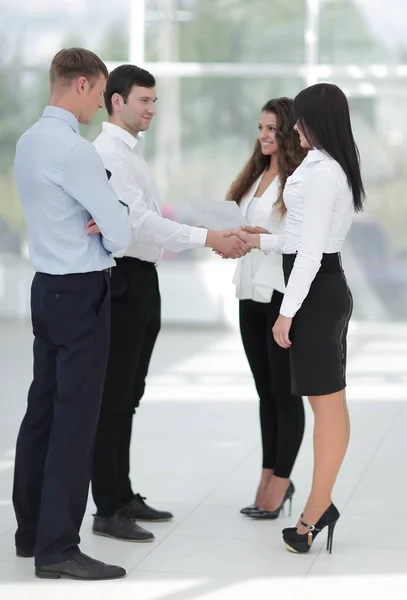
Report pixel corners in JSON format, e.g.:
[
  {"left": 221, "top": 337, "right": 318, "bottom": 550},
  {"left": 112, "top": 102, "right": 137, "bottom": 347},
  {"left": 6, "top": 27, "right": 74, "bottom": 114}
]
[{"left": 56, "top": 294, "right": 60, "bottom": 299}]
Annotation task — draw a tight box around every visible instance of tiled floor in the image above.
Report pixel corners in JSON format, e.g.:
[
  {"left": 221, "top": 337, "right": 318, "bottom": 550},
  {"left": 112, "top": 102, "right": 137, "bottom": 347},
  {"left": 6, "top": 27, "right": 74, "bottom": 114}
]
[{"left": 1, "top": 319, "right": 407, "bottom": 599}]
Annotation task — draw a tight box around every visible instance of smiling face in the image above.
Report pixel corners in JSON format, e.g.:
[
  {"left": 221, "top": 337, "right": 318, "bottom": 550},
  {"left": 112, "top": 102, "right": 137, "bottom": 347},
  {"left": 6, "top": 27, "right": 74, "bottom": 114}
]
[
  {"left": 111, "top": 85, "right": 157, "bottom": 136},
  {"left": 294, "top": 120, "right": 312, "bottom": 149},
  {"left": 257, "top": 111, "right": 279, "bottom": 157}
]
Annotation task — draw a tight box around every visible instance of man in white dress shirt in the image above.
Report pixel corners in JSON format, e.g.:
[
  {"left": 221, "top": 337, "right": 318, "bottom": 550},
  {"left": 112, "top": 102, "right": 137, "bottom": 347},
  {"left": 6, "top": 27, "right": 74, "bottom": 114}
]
[{"left": 89, "top": 64, "right": 249, "bottom": 542}]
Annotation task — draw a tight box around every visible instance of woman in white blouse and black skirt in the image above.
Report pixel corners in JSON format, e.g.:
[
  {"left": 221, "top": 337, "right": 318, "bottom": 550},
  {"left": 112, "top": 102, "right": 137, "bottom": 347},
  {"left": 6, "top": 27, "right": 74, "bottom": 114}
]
[
  {"left": 227, "top": 98, "right": 307, "bottom": 520},
  {"left": 234, "top": 83, "right": 365, "bottom": 553}
]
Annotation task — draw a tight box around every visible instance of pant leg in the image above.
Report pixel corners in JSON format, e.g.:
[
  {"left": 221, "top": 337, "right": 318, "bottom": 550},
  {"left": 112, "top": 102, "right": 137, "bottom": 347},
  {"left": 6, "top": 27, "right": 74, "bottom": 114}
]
[
  {"left": 13, "top": 274, "right": 57, "bottom": 552},
  {"left": 92, "top": 259, "right": 160, "bottom": 517},
  {"left": 239, "top": 300, "right": 278, "bottom": 470},
  {"left": 118, "top": 282, "right": 161, "bottom": 503},
  {"left": 34, "top": 271, "right": 110, "bottom": 567},
  {"left": 266, "top": 291, "right": 305, "bottom": 478}
]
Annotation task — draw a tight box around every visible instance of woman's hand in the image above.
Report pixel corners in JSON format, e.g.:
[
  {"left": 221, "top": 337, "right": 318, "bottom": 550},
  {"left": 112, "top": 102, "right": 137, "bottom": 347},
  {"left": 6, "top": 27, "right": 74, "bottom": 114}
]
[
  {"left": 224, "top": 229, "right": 260, "bottom": 249},
  {"left": 272, "top": 315, "right": 293, "bottom": 349},
  {"left": 241, "top": 226, "right": 269, "bottom": 234}
]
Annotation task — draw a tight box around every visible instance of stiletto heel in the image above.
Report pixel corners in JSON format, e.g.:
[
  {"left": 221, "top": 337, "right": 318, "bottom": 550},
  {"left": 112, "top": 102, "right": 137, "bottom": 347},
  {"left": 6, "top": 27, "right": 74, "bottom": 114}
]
[
  {"left": 250, "top": 481, "right": 295, "bottom": 520},
  {"left": 283, "top": 503, "right": 340, "bottom": 554},
  {"left": 288, "top": 496, "right": 293, "bottom": 517},
  {"left": 326, "top": 520, "right": 337, "bottom": 554}
]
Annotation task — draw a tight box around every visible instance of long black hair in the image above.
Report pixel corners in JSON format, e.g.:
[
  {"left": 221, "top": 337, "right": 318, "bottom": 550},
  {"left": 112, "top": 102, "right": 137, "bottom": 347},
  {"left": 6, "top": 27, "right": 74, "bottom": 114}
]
[{"left": 294, "top": 83, "right": 365, "bottom": 212}]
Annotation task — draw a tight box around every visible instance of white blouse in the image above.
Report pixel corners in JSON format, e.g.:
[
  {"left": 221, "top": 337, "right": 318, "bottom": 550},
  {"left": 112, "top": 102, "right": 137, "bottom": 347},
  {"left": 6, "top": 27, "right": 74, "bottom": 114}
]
[
  {"left": 233, "top": 175, "right": 285, "bottom": 302},
  {"left": 259, "top": 149, "right": 354, "bottom": 318}
]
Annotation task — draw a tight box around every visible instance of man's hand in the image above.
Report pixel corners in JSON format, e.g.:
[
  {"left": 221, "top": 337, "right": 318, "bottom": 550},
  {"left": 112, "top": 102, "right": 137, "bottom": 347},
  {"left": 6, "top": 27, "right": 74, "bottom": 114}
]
[
  {"left": 85, "top": 218, "right": 100, "bottom": 235},
  {"left": 272, "top": 315, "right": 293, "bottom": 349},
  {"left": 206, "top": 230, "right": 252, "bottom": 258},
  {"left": 224, "top": 229, "right": 260, "bottom": 250}
]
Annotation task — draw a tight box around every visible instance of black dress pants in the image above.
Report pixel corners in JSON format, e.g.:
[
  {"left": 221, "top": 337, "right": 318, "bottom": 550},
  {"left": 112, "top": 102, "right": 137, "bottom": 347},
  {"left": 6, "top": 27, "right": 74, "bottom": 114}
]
[
  {"left": 92, "top": 257, "right": 161, "bottom": 518},
  {"left": 12, "top": 270, "right": 110, "bottom": 566},
  {"left": 239, "top": 291, "right": 305, "bottom": 477}
]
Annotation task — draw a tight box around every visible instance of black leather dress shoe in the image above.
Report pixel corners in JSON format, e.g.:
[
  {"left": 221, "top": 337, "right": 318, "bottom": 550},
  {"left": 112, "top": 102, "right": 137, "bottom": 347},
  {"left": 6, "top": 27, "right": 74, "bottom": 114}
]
[
  {"left": 93, "top": 513, "right": 155, "bottom": 542},
  {"left": 122, "top": 494, "right": 173, "bottom": 522},
  {"left": 35, "top": 551, "right": 126, "bottom": 580},
  {"left": 16, "top": 546, "right": 34, "bottom": 558}
]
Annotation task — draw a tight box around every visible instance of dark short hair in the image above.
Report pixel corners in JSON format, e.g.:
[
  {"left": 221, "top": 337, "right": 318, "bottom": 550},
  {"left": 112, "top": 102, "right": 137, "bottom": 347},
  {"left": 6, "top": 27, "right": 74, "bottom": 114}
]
[
  {"left": 294, "top": 83, "right": 365, "bottom": 212},
  {"left": 49, "top": 48, "right": 108, "bottom": 87},
  {"left": 104, "top": 64, "right": 156, "bottom": 115}
]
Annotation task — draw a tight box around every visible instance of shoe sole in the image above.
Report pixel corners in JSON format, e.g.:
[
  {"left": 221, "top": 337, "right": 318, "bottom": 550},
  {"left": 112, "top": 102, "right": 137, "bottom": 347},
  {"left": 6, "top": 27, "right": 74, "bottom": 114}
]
[
  {"left": 250, "top": 514, "right": 279, "bottom": 520},
  {"left": 36, "top": 570, "right": 126, "bottom": 580},
  {"left": 133, "top": 517, "right": 173, "bottom": 523},
  {"left": 284, "top": 542, "right": 311, "bottom": 554},
  {"left": 92, "top": 530, "right": 155, "bottom": 543}
]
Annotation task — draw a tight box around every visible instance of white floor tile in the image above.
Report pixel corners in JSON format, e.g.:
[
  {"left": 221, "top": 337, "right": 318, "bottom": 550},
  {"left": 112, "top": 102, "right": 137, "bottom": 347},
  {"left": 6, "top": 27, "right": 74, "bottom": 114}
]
[
  {"left": 306, "top": 544, "right": 407, "bottom": 578},
  {"left": 174, "top": 504, "right": 292, "bottom": 541},
  {"left": 296, "top": 574, "right": 407, "bottom": 600},
  {"left": 104, "top": 571, "right": 301, "bottom": 600},
  {"left": 2, "top": 322, "right": 407, "bottom": 598},
  {"left": 334, "top": 513, "right": 407, "bottom": 548},
  {"left": 135, "top": 534, "right": 318, "bottom": 578}
]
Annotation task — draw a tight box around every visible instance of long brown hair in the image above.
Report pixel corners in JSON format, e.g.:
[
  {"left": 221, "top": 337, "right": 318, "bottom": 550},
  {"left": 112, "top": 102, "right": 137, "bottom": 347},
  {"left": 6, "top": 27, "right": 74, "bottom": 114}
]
[{"left": 227, "top": 97, "right": 307, "bottom": 216}]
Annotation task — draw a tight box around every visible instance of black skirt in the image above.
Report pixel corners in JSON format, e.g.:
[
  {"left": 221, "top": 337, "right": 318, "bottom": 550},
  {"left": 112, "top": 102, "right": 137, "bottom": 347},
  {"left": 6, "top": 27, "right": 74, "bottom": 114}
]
[{"left": 283, "top": 253, "right": 353, "bottom": 397}]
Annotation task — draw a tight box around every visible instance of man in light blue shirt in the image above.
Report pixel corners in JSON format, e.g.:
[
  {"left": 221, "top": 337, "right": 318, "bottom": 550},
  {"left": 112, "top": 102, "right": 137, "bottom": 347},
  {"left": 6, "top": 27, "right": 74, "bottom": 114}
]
[
  {"left": 14, "top": 105, "right": 131, "bottom": 274},
  {"left": 12, "top": 48, "right": 131, "bottom": 581}
]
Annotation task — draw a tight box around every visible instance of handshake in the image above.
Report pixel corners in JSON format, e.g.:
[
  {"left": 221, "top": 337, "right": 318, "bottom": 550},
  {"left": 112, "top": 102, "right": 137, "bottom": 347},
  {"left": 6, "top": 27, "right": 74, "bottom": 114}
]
[
  {"left": 206, "top": 226, "right": 269, "bottom": 259},
  {"left": 85, "top": 216, "right": 269, "bottom": 260}
]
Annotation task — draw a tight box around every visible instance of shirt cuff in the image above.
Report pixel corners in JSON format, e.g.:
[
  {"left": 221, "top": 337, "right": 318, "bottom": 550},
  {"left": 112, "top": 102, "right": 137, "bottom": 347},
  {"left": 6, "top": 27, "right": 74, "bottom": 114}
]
[
  {"left": 259, "top": 233, "right": 283, "bottom": 253},
  {"left": 279, "top": 295, "right": 301, "bottom": 318},
  {"left": 190, "top": 226, "right": 208, "bottom": 247}
]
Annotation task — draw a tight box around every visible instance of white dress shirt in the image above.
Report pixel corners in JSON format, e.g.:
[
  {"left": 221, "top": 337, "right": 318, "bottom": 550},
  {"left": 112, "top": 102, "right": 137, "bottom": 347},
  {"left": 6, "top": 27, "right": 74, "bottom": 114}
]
[
  {"left": 93, "top": 122, "right": 207, "bottom": 263},
  {"left": 233, "top": 175, "right": 286, "bottom": 302},
  {"left": 260, "top": 149, "right": 354, "bottom": 317}
]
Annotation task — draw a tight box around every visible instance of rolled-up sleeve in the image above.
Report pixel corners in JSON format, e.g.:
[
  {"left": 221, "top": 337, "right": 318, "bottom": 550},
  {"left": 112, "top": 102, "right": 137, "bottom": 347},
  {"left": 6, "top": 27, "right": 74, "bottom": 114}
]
[
  {"left": 61, "top": 142, "right": 132, "bottom": 253},
  {"left": 101, "top": 151, "right": 208, "bottom": 252}
]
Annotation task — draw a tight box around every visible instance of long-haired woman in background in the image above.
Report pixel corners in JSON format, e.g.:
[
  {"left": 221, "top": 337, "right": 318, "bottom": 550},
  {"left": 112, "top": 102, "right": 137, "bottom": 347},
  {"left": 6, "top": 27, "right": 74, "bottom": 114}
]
[
  {"left": 226, "top": 98, "right": 307, "bottom": 520},
  {"left": 234, "top": 83, "right": 365, "bottom": 552}
]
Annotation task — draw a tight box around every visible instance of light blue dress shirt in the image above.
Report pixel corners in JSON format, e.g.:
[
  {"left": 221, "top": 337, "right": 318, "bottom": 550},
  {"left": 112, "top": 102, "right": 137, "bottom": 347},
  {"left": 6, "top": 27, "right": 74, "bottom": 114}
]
[{"left": 14, "top": 106, "right": 132, "bottom": 275}]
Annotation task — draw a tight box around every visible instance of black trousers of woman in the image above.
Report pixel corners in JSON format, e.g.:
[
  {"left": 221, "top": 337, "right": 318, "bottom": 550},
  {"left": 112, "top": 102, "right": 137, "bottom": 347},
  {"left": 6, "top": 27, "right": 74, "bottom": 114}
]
[{"left": 239, "top": 291, "right": 305, "bottom": 477}]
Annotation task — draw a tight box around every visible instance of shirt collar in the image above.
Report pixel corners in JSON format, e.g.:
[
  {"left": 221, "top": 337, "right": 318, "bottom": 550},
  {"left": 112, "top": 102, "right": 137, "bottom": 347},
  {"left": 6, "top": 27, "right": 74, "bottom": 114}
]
[
  {"left": 305, "top": 148, "right": 331, "bottom": 163},
  {"left": 102, "top": 122, "right": 142, "bottom": 150},
  {"left": 42, "top": 106, "right": 79, "bottom": 133}
]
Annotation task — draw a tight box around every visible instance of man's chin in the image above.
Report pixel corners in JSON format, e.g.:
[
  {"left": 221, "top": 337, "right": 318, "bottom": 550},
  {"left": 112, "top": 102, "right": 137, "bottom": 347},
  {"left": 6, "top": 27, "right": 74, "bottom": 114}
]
[{"left": 78, "top": 116, "right": 93, "bottom": 126}]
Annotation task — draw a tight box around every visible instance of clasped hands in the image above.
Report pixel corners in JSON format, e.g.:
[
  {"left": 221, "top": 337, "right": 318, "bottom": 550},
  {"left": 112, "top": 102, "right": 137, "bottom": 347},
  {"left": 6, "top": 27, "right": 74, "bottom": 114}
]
[
  {"left": 210, "top": 226, "right": 269, "bottom": 259},
  {"left": 84, "top": 218, "right": 269, "bottom": 261}
]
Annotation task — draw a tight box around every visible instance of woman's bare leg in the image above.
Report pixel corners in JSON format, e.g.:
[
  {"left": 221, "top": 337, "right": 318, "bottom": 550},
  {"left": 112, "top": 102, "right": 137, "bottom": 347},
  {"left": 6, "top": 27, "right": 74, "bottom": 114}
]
[{"left": 297, "top": 389, "right": 349, "bottom": 533}]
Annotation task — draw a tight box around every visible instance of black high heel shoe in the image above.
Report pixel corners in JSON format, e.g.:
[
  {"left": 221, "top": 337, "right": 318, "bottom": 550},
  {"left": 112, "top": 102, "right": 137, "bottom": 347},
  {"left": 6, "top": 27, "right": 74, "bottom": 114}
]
[
  {"left": 250, "top": 481, "right": 295, "bottom": 520},
  {"left": 283, "top": 503, "right": 340, "bottom": 554},
  {"left": 240, "top": 504, "right": 258, "bottom": 515},
  {"left": 282, "top": 513, "right": 303, "bottom": 537}
]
